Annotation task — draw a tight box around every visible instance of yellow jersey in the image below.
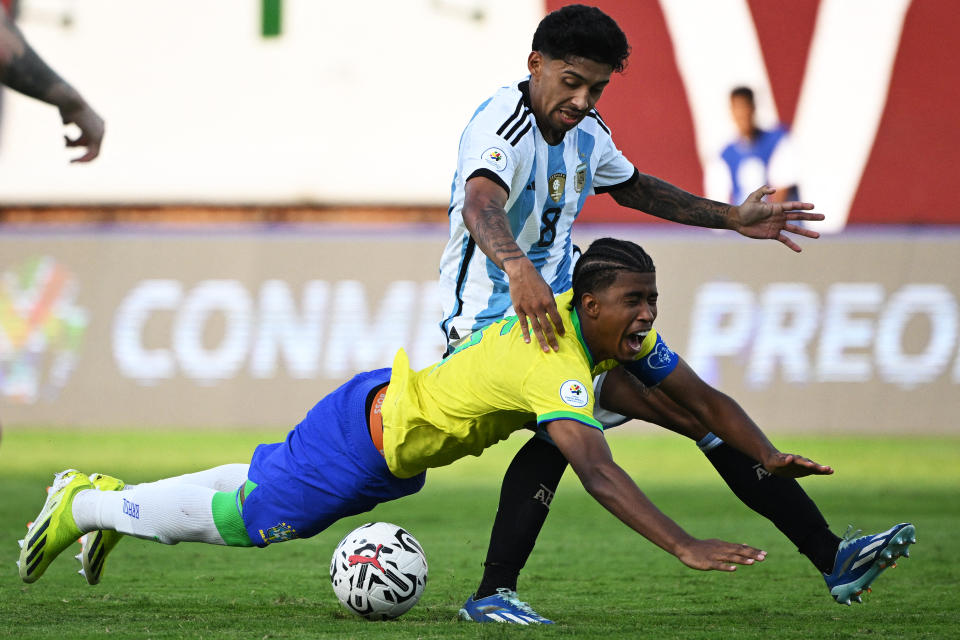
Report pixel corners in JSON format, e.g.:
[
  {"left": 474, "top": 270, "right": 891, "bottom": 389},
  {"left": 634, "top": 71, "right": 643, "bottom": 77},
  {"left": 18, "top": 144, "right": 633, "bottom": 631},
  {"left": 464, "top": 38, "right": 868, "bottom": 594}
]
[{"left": 381, "top": 289, "right": 664, "bottom": 479}]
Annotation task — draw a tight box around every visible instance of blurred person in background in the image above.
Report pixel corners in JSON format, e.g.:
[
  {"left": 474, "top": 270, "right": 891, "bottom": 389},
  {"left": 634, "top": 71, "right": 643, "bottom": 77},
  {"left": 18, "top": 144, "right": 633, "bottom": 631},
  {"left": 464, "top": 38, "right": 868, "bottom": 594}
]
[
  {"left": 705, "top": 86, "right": 798, "bottom": 205},
  {"left": 0, "top": 2, "right": 103, "bottom": 162},
  {"left": 439, "top": 4, "right": 907, "bottom": 624}
]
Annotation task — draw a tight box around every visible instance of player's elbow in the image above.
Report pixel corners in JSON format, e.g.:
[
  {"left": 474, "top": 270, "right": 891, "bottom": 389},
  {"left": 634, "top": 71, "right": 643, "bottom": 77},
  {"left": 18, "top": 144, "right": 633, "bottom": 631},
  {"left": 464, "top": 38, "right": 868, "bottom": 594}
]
[{"left": 575, "top": 460, "right": 622, "bottom": 504}]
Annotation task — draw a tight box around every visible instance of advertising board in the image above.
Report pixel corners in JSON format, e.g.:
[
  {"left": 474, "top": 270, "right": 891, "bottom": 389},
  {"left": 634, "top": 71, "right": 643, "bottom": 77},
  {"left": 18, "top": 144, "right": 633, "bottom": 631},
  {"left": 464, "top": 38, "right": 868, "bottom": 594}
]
[{"left": 2, "top": 227, "right": 957, "bottom": 432}]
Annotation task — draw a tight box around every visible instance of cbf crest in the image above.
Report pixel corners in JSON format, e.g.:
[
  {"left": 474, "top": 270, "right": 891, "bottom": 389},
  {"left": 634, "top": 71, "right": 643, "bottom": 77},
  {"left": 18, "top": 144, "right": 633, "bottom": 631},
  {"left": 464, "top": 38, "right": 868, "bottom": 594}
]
[
  {"left": 549, "top": 172, "right": 566, "bottom": 202},
  {"left": 575, "top": 161, "right": 587, "bottom": 193},
  {"left": 260, "top": 521, "right": 297, "bottom": 544}
]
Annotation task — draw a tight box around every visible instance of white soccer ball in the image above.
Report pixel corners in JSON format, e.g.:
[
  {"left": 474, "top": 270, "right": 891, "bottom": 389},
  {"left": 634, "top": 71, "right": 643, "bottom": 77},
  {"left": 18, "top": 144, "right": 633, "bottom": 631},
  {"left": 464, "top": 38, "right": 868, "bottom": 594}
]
[{"left": 329, "top": 522, "right": 428, "bottom": 620}]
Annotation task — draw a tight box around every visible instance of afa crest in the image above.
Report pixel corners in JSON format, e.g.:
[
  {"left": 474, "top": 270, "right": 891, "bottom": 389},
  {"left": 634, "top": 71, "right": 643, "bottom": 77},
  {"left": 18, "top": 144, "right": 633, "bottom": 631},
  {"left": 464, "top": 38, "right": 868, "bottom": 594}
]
[{"left": 575, "top": 161, "right": 587, "bottom": 192}]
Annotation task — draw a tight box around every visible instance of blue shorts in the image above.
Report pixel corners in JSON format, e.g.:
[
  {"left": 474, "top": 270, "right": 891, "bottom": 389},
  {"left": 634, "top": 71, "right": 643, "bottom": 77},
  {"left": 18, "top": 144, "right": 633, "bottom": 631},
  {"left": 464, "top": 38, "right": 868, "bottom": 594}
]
[{"left": 241, "top": 368, "right": 426, "bottom": 546}]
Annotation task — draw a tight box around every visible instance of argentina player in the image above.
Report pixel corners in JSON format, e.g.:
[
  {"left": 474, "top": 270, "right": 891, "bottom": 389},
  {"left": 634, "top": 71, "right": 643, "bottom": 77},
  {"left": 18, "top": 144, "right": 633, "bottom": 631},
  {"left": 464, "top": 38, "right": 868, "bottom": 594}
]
[{"left": 440, "top": 5, "right": 909, "bottom": 623}]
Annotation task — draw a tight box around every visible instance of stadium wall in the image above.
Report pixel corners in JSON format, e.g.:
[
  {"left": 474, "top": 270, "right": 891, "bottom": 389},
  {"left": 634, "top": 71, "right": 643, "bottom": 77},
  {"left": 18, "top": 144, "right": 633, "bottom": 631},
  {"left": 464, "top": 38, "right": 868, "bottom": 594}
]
[
  {"left": 567, "top": 0, "right": 960, "bottom": 230},
  {"left": 1, "top": 1, "right": 958, "bottom": 231},
  {"left": 2, "top": 227, "right": 958, "bottom": 433}
]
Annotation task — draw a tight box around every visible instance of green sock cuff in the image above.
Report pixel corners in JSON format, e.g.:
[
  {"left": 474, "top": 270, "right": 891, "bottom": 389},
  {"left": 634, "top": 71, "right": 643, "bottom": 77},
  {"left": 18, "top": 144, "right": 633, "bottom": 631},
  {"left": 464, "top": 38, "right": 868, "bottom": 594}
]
[{"left": 211, "top": 481, "right": 256, "bottom": 547}]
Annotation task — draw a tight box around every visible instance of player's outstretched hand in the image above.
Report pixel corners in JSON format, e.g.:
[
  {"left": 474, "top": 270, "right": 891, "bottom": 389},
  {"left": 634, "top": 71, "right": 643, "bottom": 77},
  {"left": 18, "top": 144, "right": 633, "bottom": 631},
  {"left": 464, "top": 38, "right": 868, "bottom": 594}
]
[
  {"left": 676, "top": 538, "right": 766, "bottom": 572},
  {"left": 732, "top": 185, "right": 824, "bottom": 252},
  {"left": 60, "top": 101, "right": 105, "bottom": 163},
  {"left": 505, "top": 257, "right": 565, "bottom": 352},
  {"left": 763, "top": 452, "right": 834, "bottom": 478}
]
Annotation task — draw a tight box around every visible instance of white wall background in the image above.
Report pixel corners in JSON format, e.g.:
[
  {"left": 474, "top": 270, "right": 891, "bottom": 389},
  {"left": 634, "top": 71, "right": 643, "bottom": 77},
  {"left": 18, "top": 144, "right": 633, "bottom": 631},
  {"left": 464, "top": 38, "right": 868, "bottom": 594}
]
[{"left": 0, "top": 0, "right": 543, "bottom": 204}]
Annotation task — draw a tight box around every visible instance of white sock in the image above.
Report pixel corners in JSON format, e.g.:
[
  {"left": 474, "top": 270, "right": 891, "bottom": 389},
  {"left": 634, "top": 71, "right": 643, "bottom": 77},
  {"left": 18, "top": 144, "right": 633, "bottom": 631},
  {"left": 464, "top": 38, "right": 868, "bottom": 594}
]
[
  {"left": 73, "top": 484, "right": 225, "bottom": 545},
  {"left": 124, "top": 463, "right": 249, "bottom": 493}
]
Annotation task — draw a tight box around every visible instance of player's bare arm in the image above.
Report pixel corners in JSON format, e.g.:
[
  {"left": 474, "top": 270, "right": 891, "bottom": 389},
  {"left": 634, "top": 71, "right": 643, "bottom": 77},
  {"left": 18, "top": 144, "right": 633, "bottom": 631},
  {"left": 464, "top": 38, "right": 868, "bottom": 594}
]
[
  {"left": 610, "top": 171, "right": 733, "bottom": 228},
  {"left": 0, "top": 8, "right": 46, "bottom": 98},
  {"left": 545, "top": 418, "right": 766, "bottom": 571},
  {"left": 596, "top": 366, "right": 712, "bottom": 439},
  {"left": 656, "top": 357, "right": 833, "bottom": 478},
  {"left": 462, "top": 177, "right": 565, "bottom": 351},
  {"left": 0, "top": 6, "right": 104, "bottom": 161},
  {"left": 610, "top": 173, "right": 824, "bottom": 252}
]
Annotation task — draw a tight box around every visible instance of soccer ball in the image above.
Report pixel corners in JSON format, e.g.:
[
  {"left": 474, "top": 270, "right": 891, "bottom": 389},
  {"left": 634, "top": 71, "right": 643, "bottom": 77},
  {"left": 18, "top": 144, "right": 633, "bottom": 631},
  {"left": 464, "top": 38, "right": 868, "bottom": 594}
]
[{"left": 330, "top": 522, "right": 428, "bottom": 620}]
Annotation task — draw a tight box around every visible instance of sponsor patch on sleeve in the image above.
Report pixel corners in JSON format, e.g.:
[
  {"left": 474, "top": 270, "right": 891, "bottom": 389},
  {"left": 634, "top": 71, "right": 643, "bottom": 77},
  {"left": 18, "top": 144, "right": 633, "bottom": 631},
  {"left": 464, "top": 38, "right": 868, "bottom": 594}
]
[
  {"left": 483, "top": 147, "right": 508, "bottom": 172},
  {"left": 559, "top": 379, "right": 589, "bottom": 408}
]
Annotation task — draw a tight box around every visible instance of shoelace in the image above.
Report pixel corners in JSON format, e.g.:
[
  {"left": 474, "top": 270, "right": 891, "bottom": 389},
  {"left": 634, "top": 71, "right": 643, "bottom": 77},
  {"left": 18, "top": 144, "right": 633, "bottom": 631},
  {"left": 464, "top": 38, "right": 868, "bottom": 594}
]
[
  {"left": 495, "top": 589, "right": 542, "bottom": 618},
  {"left": 50, "top": 470, "right": 74, "bottom": 493},
  {"left": 840, "top": 525, "right": 864, "bottom": 546}
]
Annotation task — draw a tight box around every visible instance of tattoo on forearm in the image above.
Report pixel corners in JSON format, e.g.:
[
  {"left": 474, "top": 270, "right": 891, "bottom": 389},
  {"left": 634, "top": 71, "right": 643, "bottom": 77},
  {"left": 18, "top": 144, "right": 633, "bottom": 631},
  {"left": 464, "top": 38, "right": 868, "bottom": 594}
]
[
  {"left": 0, "top": 14, "right": 68, "bottom": 103},
  {"left": 471, "top": 201, "right": 525, "bottom": 267},
  {"left": 612, "top": 173, "right": 732, "bottom": 229}
]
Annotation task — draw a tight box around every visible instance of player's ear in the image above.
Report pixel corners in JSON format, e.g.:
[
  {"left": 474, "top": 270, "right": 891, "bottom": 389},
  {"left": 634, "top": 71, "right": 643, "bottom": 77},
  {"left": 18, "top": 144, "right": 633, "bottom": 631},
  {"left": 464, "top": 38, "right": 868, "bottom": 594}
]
[
  {"left": 528, "top": 51, "right": 543, "bottom": 77},
  {"left": 580, "top": 291, "right": 601, "bottom": 319}
]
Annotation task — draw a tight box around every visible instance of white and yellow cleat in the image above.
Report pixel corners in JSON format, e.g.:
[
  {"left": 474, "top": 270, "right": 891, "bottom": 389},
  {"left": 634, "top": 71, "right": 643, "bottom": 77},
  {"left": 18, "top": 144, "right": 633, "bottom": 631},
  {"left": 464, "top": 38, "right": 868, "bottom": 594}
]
[
  {"left": 18, "top": 470, "right": 92, "bottom": 583},
  {"left": 75, "top": 473, "right": 126, "bottom": 585}
]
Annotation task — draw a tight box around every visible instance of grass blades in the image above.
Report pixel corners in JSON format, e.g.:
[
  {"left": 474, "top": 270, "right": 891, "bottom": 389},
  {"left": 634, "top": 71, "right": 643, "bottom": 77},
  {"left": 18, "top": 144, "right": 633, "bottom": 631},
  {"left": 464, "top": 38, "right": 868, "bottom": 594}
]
[{"left": 1, "top": 428, "right": 958, "bottom": 639}]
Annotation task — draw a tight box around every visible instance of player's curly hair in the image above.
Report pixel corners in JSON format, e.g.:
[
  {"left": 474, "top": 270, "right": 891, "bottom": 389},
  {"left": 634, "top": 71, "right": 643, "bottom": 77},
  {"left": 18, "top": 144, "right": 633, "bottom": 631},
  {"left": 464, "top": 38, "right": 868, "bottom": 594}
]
[
  {"left": 571, "top": 238, "right": 654, "bottom": 307},
  {"left": 532, "top": 4, "right": 630, "bottom": 72}
]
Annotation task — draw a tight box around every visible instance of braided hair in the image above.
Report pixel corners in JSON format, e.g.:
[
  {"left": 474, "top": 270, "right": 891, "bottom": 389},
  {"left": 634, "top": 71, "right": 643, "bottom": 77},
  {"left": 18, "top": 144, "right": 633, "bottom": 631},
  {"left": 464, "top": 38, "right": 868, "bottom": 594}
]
[{"left": 571, "top": 238, "right": 655, "bottom": 307}]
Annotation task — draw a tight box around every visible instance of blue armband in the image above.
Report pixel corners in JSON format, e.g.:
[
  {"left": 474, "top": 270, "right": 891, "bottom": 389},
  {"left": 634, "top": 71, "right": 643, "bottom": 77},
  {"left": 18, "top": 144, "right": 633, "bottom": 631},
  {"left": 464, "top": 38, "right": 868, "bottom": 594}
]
[{"left": 623, "top": 330, "right": 679, "bottom": 387}]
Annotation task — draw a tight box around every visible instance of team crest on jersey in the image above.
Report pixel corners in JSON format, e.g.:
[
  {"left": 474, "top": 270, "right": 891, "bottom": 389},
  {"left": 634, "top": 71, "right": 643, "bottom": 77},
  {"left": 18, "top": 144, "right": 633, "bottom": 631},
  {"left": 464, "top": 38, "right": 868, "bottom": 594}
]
[
  {"left": 573, "top": 162, "right": 587, "bottom": 193},
  {"left": 549, "top": 172, "right": 566, "bottom": 202},
  {"left": 483, "top": 147, "right": 507, "bottom": 172},
  {"left": 575, "top": 161, "right": 587, "bottom": 192},
  {"left": 259, "top": 521, "right": 297, "bottom": 544},
  {"left": 559, "top": 379, "right": 588, "bottom": 408}
]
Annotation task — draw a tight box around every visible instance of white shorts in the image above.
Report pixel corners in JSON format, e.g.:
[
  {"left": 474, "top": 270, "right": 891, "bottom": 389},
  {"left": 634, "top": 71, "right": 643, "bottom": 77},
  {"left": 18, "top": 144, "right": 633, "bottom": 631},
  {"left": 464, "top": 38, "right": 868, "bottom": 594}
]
[{"left": 592, "top": 371, "right": 630, "bottom": 428}]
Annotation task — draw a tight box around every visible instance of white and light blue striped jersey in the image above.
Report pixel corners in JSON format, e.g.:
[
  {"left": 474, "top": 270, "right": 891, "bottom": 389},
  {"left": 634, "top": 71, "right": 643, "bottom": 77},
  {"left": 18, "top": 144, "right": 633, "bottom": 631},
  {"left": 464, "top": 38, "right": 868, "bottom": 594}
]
[{"left": 439, "top": 78, "right": 637, "bottom": 342}]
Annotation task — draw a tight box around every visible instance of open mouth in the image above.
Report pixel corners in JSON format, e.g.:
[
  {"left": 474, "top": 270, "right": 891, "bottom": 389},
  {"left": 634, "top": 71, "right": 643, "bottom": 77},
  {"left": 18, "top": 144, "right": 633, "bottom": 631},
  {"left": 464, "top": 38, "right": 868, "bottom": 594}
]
[
  {"left": 625, "top": 330, "right": 649, "bottom": 354},
  {"left": 557, "top": 109, "right": 583, "bottom": 126}
]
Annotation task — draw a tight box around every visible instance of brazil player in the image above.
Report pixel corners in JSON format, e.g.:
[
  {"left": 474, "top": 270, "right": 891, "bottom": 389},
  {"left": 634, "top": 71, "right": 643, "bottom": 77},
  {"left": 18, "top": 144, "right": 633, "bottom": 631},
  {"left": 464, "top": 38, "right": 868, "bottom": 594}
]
[
  {"left": 21, "top": 239, "right": 884, "bottom": 618},
  {"left": 439, "top": 5, "right": 913, "bottom": 621}
]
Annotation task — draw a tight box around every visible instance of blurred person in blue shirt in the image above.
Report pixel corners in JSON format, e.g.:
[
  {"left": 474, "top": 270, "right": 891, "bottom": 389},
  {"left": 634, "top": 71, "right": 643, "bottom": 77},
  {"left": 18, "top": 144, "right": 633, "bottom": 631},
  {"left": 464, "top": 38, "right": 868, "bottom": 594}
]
[{"left": 706, "top": 86, "right": 798, "bottom": 205}]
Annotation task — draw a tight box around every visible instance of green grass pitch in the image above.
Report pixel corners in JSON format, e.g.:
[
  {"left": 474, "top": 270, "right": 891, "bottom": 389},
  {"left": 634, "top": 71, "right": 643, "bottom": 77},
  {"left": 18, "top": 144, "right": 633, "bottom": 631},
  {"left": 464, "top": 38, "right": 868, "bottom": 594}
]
[{"left": 1, "top": 427, "right": 958, "bottom": 639}]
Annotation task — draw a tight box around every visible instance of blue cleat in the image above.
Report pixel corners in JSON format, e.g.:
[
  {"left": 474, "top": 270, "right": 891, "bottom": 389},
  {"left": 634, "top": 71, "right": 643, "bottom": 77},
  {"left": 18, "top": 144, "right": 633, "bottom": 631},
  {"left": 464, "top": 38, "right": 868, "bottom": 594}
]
[
  {"left": 458, "top": 588, "right": 554, "bottom": 624},
  {"left": 824, "top": 522, "right": 916, "bottom": 605}
]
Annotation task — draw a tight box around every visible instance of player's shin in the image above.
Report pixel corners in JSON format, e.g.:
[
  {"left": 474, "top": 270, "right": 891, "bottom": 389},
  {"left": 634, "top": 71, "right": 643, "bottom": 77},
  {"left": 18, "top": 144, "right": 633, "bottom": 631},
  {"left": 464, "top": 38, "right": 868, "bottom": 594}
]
[
  {"left": 73, "top": 484, "right": 227, "bottom": 545},
  {"left": 700, "top": 437, "right": 841, "bottom": 573},
  {"left": 476, "top": 435, "right": 569, "bottom": 599}
]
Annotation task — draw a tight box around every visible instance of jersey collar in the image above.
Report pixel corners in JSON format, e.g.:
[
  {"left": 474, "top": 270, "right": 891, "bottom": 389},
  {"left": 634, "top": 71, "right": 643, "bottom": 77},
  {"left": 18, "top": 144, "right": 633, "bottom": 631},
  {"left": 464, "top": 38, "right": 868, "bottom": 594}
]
[
  {"left": 569, "top": 306, "right": 594, "bottom": 369},
  {"left": 518, "top": 79, "right": 532, "bottom": 109}
]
